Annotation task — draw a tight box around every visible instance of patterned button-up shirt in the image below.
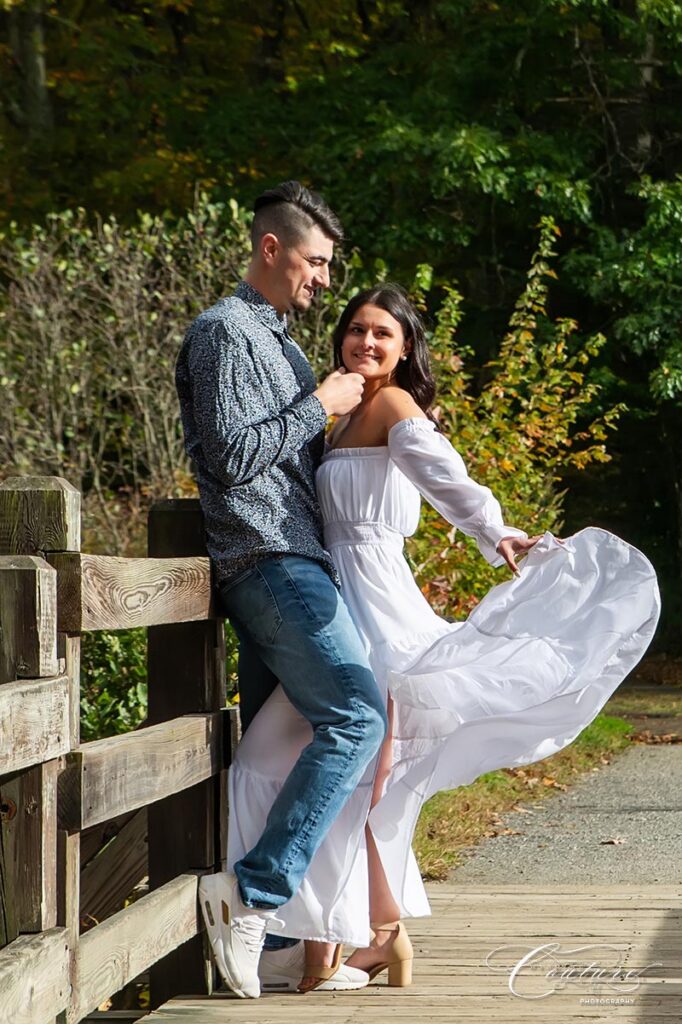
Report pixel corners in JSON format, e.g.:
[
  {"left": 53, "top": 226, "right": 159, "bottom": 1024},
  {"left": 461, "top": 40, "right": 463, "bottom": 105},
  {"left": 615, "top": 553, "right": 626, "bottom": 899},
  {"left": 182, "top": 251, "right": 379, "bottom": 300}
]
[{"left": 175, "top": 281, "right": 338, "bottom": 585}]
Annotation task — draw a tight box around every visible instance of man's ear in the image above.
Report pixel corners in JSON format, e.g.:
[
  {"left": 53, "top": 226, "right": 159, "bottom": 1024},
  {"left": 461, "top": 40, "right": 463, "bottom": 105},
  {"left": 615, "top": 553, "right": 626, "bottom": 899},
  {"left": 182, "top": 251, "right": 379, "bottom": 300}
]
[{"left": 260, "top": 232, "right": 280, "bottom": 266}]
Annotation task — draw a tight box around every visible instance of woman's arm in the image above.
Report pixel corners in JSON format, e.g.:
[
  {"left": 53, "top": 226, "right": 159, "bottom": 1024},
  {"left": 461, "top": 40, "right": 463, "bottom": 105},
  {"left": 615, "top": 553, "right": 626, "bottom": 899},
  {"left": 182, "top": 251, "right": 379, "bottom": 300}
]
[{"left": 385, "top": 410, "right": 534, "bottom": 569}]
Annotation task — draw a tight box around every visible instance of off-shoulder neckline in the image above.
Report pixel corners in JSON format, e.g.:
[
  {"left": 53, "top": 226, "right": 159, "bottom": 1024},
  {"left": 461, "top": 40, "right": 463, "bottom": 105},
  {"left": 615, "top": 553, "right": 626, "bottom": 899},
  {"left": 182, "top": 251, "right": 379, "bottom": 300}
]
[{"left": 324, "top": 416, "right": 434, "bottom": 456}]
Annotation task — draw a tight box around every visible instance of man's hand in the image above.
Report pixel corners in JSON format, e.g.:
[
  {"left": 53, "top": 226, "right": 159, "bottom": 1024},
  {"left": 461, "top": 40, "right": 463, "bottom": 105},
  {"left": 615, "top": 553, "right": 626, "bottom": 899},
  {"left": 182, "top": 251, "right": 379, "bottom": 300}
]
[
  {"left": 496, "top": 535, "right": 543, "bottom": 576},
  {"left": 314, "top": 367, "right": 365, "bottom": 417}
]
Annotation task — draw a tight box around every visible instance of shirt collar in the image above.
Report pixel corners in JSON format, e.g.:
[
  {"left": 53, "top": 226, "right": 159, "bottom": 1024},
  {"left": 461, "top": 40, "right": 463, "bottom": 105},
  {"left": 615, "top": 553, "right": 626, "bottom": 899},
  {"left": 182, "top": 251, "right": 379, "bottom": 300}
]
[{"left": 235, "top": 280, "right": 288, "bottom": 336}]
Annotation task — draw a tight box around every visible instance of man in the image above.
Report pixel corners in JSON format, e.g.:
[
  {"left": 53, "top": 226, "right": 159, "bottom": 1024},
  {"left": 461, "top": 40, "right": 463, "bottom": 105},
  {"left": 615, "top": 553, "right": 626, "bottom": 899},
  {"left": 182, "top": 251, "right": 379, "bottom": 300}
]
[{"left": 175, "top": 181, "right": 387, "bottom": 998}]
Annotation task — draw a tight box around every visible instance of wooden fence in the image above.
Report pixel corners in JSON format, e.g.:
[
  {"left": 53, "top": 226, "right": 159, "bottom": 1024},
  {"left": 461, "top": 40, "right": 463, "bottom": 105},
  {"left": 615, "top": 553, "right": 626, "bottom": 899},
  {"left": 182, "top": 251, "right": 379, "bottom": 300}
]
[{"left": 0, "top": 477, "right": 236, "bottom": 1023}]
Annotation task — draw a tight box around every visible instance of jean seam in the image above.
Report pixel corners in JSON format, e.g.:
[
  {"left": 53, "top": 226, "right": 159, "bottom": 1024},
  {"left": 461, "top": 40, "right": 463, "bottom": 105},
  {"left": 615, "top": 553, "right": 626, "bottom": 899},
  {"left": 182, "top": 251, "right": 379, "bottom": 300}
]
[
  {"left": 276, "top": 618, "right": 371, "bottom": 876},
  {"left": 218, "top": 566, "right": 255, "bottom": 595},
  {"left": 247, "top": 566, "right": 283, "bottom": 644},
  {"left": 279, "top": 559, "right": 330, "bottom": 630},
  {"left": 278, "top": 734, "right": 361, "bottom": 877}
]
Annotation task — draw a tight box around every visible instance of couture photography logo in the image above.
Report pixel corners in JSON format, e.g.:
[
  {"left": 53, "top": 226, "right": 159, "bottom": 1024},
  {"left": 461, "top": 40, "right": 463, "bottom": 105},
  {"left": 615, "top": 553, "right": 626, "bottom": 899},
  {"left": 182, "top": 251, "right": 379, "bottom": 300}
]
[{"left": 485, "top": 941, "right": 662, "bottom": 1002}]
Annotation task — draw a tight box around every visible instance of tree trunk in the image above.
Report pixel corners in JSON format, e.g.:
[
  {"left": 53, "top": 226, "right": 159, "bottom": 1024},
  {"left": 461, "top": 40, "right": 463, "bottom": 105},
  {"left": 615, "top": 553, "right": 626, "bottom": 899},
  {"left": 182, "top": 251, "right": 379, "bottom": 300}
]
[{"left": 8, "top": 0, "right": 53, "bottom": 145}]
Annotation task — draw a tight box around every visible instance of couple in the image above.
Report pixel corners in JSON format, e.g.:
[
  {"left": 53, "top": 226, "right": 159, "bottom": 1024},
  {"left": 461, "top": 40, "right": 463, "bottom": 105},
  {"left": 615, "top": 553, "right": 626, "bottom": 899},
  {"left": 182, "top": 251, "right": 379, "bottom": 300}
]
[{"left": 176, "top": 181, "right": 660, "bottom": 999}]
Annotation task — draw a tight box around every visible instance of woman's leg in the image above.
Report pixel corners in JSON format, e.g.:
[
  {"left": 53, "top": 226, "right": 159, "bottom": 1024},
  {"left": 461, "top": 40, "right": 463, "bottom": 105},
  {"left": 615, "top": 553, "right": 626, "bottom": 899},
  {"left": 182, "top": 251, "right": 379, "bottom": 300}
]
[
  {"left": 344, "top": 696, "right": 401, "bottom": 970},
  {"left": 301, "top": 698, "right": 398, "bottom": 986}
]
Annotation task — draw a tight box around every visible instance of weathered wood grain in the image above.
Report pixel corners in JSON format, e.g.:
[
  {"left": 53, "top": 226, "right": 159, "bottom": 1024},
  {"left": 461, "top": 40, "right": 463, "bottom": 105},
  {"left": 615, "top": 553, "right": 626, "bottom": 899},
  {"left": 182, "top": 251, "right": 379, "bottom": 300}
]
[
  {"left": 147, "top": 499, "right": 226, "bottom": 1009},
  {"left": 58, "top": 713, "right": 223, "bottom": 831},
  {"left": 73, "top": 872, "right": 200, "bottom": 1023},
  {"left": 57, "top": 633, "right": 80, "bottom": 749},
  {"left": 0, "top": 675, "right": 70, "bottom": 775},
  {"left": 0, "top": 927, "right": 70, "bottom": 1024},
  {"left": 47, "top": 552, "right": 213, "bottom": 632},
  {"left": 0, "top": 556, "right": 58, "bottom": 683},
  {"left": 0, "top": 477, "right": 80, "bottom": 556},
  {"left": 80, "top": 811, "right": 138, "bottom": 871},
  {"left": 57, "top": 827, "right": 80, "bottom": 1024},
  {"left": 80, "top": 808, "right": 148, "bottom": 926},
  {"left": 0, "top": 473, "right": 80, "bottom": 996},
  {"left": 145, "top": 882, "right": 682, "bottom": 1024},
  {"left": 0, "top": 760, "right": 59, "bottom": 938}
]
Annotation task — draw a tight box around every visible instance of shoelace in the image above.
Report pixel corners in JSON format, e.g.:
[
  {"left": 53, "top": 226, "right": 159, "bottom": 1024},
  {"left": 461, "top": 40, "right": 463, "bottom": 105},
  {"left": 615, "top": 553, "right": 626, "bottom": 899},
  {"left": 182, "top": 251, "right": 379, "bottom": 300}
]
[
  {"left": 232, "top": 909, "right": 282, "bottom": 954},
  {"left": 232, "top": 911, "right": 269, "bottom": 958}
]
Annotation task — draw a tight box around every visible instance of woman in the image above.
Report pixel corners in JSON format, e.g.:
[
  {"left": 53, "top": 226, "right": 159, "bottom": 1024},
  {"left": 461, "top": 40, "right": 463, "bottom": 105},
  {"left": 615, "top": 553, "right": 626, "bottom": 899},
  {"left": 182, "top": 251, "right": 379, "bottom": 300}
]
[{"left": 228, "top": 283, "right": 660, "bottom": 992}]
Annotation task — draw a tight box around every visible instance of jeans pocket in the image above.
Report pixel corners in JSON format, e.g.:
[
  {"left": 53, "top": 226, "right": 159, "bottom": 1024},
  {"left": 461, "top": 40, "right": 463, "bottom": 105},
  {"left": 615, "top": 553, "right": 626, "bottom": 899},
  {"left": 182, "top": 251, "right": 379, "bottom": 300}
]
[{"left": 222, "top": 566, "right": 283, "bottom": 646}]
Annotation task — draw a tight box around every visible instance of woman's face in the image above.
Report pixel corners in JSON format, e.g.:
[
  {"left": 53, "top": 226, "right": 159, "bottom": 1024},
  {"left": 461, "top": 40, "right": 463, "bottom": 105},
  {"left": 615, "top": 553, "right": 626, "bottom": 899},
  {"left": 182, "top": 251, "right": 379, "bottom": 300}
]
[{"left": 340, "top": 303, "right": 410, "bottom": 381}]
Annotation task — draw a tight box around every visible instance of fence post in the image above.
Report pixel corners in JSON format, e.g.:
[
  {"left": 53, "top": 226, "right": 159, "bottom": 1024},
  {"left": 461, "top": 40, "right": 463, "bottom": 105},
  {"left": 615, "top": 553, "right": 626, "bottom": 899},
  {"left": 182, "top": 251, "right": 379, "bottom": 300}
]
[
  {"left": 0, "top": 476, "right": 81, "bottom": 1022},
  {"left": 147, "top": 499, "right": 226, "bottom": 1008}
]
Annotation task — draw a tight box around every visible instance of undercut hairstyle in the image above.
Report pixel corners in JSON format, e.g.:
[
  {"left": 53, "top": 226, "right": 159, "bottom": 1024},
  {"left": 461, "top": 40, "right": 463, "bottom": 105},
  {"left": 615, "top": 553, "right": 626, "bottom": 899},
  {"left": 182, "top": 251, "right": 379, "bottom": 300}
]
[
  {"left": 251, "top": 180, "right": 344, "bottom": 250},
  {"left": 332, "top": 283, "right": 439, "bottom": 427}
]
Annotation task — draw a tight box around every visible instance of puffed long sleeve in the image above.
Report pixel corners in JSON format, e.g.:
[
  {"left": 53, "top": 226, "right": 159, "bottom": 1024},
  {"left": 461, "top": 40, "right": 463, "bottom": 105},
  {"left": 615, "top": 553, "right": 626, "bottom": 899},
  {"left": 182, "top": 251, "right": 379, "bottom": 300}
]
[{"left": 387, "top": 417, "right": 527, "bottom": 567}]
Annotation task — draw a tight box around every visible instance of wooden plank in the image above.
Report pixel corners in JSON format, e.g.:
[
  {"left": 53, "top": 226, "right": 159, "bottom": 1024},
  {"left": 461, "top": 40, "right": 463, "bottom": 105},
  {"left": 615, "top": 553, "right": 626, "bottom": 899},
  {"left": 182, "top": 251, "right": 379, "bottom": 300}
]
[
  {"left": 80, "top": 809, "right": 148, "bottom": 925},
  {"left": 147, "top": 499, "right": 226, "bottom": 1009},
  {"left": 146, "top": 882, "right": 682, "bottom": 1023},
  {"left": 0, "top": 477, "right": 79, "bottom": 964},
  {"left": 147, "top": 996, "right": 681, "bottom": 1022},
  {"left": 0, "top": 556, "right": 58, "bottom": 683},
  {"left": 0, "top": 927, "right": 69, "bottom": 1024},
  {"left": 0, "top": 760, "right": 59, "bottom": 937},
  {"left": 58, "top": 712, "right": 223, "bottom": 831},
  {"left": 57, "top": 633, "right": 80, "bottom": 749},
  {"left": 57, "top": 828, "right": 80, "bottom": 1024},
  {"left": 0, "top": 675, "right": 70, "bottom": 774},
  {"left": 47, "top": 552, "right": 214, "bottom": 633},
  {"left": 80, "top": 811, "right": 138, "bottom": 870},
  {"left": 0, "top": 477, "right": 80, "bottom": 556},
  {"left": 73, "top": 872, "right": 200, "bottom": 1024}
]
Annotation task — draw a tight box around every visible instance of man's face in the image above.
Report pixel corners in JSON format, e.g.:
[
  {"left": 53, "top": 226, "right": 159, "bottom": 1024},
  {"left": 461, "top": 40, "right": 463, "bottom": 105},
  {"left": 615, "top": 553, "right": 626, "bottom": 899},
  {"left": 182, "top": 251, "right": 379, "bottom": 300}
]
[{"left": 276, "top": 224, "right": 334, "bottom": 314}]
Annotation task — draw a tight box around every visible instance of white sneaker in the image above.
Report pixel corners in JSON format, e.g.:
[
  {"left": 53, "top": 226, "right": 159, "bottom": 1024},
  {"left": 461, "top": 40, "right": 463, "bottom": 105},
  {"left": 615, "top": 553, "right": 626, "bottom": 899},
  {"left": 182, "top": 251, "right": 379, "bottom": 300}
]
[
  {"left": 198, "top": 872, "right": 282, "bottom": 999},
  {"left": 259, "top": 940, "right": 370, "bottom": 992}
]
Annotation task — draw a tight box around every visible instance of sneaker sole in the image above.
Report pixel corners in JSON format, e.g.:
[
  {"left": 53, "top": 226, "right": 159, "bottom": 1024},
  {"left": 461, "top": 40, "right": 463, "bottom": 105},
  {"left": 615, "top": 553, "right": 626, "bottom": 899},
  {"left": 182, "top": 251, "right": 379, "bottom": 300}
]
[
  {"left": 261, "top": 974, "right": 368, "bottom": 992},
  {"left": 198, "top": 880, "right": 258, "bottom": 999}
]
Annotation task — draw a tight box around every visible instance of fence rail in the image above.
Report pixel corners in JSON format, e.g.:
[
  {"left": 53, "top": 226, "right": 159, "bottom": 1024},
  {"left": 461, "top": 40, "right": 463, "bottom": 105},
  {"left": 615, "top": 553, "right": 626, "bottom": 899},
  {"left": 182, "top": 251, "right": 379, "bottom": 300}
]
[{"left": 0, "top": 477, "right": 232, "bottom": 1023}]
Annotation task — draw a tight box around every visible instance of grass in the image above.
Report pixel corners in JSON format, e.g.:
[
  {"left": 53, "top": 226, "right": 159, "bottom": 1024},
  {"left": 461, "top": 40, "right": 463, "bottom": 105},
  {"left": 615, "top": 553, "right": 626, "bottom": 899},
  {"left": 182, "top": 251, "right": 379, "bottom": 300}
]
[
  {"left": 413, "top": 712, "right": 633, "bottom": 881},
  {"left": 603, "top": 690, "right": 682, "bottom": 717}
]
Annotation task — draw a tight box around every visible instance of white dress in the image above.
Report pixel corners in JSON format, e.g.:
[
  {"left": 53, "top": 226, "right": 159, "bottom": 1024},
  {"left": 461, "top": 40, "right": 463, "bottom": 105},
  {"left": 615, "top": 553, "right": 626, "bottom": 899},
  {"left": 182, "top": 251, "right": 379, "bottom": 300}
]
[{"left": 227, "top": 417, "right": 660, "bottom": 946}]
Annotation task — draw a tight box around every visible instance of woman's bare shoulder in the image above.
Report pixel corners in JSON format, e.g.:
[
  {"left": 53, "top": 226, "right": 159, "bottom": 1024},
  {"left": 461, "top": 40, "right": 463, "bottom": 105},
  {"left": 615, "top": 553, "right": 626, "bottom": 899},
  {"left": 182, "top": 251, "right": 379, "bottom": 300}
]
[
  {"left": 373, "top": 386, "right": 427, "bottom": 429},
  {"left": 327, "top": 414, "right": 350, "bottom": 446}
]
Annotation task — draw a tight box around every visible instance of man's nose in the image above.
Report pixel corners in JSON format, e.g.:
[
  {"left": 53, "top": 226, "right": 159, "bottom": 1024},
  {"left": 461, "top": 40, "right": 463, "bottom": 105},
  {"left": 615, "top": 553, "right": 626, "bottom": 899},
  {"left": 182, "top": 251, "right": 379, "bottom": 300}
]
[{"left": 315, "top": 264, "right": 330, "bottom": 288}]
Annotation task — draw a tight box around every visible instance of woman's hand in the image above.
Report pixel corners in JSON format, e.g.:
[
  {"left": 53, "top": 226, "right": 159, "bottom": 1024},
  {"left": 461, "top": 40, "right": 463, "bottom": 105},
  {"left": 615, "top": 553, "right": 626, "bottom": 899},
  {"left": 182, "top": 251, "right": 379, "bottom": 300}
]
[{"left": 496, "top": 535, "right": 543, "bottom": 576}]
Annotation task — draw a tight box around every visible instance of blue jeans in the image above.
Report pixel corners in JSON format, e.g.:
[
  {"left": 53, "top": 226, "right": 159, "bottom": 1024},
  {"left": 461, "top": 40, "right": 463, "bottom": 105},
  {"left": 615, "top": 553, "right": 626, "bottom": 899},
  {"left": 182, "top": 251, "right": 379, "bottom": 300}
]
[{"left": 218, "top": 555, "right": 387, "bottom": 910}]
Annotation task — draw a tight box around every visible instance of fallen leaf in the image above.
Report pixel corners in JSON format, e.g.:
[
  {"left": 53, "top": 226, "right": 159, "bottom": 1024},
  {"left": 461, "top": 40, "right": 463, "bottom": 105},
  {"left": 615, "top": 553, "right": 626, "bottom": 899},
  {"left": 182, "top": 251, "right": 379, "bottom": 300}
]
[
  {"left": 600, "top": 836, "right": 626, "bottom": 845},
  {"left": 633, "top": 730, "right": 682, "bottom": 744}
]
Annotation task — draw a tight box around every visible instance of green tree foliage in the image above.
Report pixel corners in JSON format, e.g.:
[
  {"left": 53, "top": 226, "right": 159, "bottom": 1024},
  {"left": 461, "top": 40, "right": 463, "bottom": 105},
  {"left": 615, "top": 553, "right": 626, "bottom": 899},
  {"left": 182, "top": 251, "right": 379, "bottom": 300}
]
[
  {"left": 0, "top": 196, "right": 618, "bottom": 735},
  {"left": 80, "top": 628, "right": 148, "bottom": 741},
  {"left": 0, "top": 193, "right": 250, "bottom": 551},
  {"left": 408, "top": 217, "right": 621, "bottom": 614}
]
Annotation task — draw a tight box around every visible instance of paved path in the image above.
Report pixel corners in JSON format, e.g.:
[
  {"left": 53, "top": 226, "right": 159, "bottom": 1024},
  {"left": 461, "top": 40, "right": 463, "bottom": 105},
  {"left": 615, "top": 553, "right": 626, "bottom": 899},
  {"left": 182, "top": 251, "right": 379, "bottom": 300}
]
[{"left": 449, "top": 744, "right": 682, "bottom": 886}]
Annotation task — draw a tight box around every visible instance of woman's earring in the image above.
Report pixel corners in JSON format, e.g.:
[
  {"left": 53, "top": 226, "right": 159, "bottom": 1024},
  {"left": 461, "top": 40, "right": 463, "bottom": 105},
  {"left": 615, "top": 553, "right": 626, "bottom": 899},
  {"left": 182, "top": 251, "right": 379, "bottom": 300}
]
[{"left": 400, "top": 352, "right": 408, "bottom": 361}]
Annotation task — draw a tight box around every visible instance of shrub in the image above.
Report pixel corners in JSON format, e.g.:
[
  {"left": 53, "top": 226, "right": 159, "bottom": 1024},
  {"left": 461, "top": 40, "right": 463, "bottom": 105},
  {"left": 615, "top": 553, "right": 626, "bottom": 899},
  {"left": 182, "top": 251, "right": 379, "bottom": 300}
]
[
  {"left": 407, "top": 217, "right": 622, "bottom": 616},
  {"left": 0, "top": 198, "right": 617, "bottom": 729}
]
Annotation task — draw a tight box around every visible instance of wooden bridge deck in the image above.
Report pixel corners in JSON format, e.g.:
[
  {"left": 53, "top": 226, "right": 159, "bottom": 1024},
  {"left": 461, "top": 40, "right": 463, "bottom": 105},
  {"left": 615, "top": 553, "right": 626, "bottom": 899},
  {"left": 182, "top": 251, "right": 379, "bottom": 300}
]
[{"left": 147, "top": 884, "right": 682, "bottom": 1023}]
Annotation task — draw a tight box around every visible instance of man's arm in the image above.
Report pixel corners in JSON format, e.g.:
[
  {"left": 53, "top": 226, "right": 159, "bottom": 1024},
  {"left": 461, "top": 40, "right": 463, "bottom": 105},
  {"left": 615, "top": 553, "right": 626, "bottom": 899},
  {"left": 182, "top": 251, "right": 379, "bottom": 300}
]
[{"left": 185, "top": 319, "right": 327, "bottom": 487}]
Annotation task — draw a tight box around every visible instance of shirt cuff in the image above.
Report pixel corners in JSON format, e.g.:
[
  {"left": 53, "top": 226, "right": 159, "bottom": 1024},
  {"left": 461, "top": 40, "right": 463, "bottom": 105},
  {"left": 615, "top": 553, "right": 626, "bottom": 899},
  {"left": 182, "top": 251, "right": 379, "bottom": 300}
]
[
  {"left": 296, "top": 392, "right": 328, "bottom": 435},
  {"left": 479, "top": 523, "right": 528, "bottom": 567}
]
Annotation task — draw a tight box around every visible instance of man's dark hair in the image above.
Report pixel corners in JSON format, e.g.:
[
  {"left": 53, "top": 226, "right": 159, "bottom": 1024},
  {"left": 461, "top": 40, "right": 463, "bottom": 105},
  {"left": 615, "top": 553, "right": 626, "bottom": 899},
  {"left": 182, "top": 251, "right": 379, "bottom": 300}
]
[{"left": 251, "top": 180, "right": 344, "bottom": 249}]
